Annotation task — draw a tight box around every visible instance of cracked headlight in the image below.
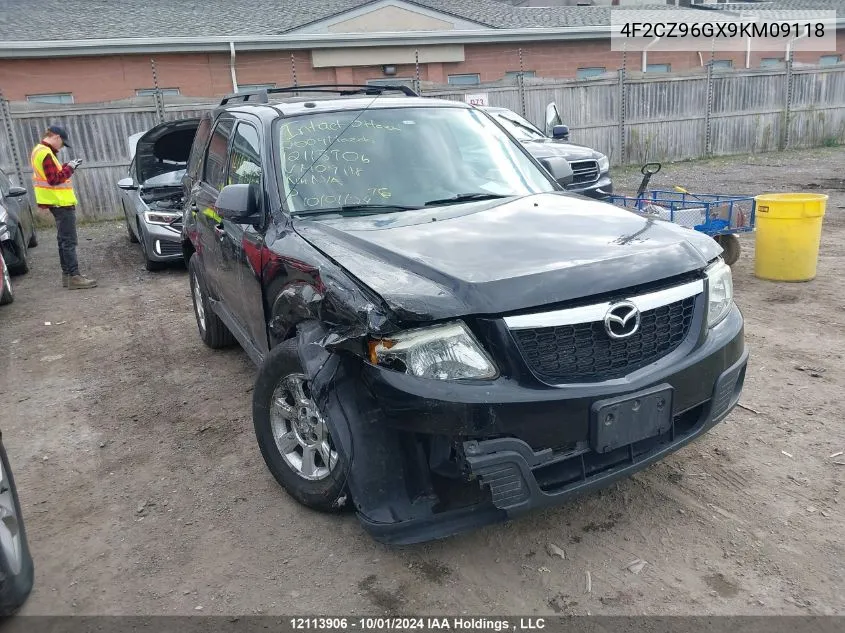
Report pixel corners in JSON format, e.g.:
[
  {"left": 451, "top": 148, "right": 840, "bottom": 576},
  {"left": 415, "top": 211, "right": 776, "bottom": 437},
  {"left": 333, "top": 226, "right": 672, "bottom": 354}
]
[
  {"left": 597, "top": 154, "right": 610, "bottom": 173},
  {"left": 369, "top": 321, "right": 498, "bottom": 380},
  {"left": 706, "top": 258, "right": 734, "bottom": 327}
]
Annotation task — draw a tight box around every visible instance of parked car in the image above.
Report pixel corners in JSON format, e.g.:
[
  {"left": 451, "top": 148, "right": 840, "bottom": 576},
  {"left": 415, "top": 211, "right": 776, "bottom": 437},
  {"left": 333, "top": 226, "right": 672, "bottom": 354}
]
[
  {"left": 0, "top": 430, "right": 34, "bottom": 615},
  {"left": 479, "top": 104, "right": 612, "bottom": 199},
  {"left": 118, "top": 119, "right": 200, "bottom": 270},
  {"left": 0, "top": 168, "right": 37, "bottom": 276},
  {"left": 181, "top": 84, "right": 746, "bottom": 545},
  {"left": 0, "top": 252, "right": 13, "bottom": 306}
]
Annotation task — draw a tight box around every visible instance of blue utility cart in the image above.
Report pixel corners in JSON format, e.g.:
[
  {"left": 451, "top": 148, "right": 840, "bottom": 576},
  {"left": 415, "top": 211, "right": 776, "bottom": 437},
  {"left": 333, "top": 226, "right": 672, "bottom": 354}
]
[{"left": 606, "top": 163, "right": 756, "bottom": 266}]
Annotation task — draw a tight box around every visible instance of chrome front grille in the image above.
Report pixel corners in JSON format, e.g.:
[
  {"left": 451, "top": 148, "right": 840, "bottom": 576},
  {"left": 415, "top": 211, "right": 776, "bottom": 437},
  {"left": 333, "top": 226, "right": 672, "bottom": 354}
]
[
  {"left": 569, "top": 160, "right": 600, "bottom": 186},
  {"left": 505, "top": 280, "right": 703, "bottom": 383}
]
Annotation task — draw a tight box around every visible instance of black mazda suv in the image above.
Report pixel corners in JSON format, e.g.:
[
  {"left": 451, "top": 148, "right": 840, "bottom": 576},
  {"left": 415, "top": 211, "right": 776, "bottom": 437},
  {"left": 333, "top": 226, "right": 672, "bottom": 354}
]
[{"left": 180, "top": 84, "right": 747, "bottom": 544}]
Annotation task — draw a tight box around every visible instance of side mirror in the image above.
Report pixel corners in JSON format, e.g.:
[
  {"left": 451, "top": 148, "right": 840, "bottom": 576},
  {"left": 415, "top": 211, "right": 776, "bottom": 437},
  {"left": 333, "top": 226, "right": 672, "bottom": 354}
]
[
  {"left": 7, "top": 186, "right": 27, "bottom": 198},
  {"left": 216, "top": 183, "right": 261, "bottom": 223},
  {"left": 118, "top": 177, "right": 138, "bottom": 191},
  {"left": 552, "top": 125, "right": 570, "bottom": 141},
  {"left": 539, "top": 157, "right": 574, "bottom": 187}
]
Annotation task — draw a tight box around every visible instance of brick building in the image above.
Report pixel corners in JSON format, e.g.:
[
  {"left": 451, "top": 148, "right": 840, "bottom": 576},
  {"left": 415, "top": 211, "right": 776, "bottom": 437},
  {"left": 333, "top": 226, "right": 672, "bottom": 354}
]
[{"left": 0, "top": 0, "right": 842, "bottom": 103}]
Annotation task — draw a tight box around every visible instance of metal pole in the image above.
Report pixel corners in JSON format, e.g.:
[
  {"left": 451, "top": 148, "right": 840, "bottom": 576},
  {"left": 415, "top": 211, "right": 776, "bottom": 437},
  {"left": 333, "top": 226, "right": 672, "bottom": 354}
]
[
  {"left": 619, "top": 44, "right": 628, "bottom": 166},
  {"left": 414, "top": 49, "right": 421, "bottom": 95},
  {"left": 518, "top": 47, "right": 526, "bottom": 117},
  {"left": 705, "top": 60, "right": 714, "bottom": 157},
  {"left": 0, "top": 88, "right": 25, "bottom": 187},
  {"left": 783, "top": 57, "right": 794, "bottom": 150},
  {"left": 150, "top": 58, "right": 165, "bottom": 123}
]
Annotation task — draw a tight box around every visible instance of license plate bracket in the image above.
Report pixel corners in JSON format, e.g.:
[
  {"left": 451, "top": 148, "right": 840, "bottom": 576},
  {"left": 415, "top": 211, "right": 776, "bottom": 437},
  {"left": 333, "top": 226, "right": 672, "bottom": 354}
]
[{"left": 590, "top": 384, "right": 674, "bottom": 454}]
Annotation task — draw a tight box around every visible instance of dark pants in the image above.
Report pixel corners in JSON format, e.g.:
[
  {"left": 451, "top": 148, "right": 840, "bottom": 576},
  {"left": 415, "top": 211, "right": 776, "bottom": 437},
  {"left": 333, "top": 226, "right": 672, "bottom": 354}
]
[{"left": 49, "top": 206, "right": 79, "bottom": 276}]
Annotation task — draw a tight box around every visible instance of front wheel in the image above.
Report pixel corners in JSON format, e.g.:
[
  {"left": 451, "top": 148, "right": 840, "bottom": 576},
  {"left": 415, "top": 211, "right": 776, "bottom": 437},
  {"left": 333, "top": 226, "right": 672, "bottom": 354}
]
[
  {"left": 252, "top": 339, "right": 349, "bottom": 512},
  {"left": 0, "top": 440, "right": 34, "bottom": 616},
  {"left": 7, "top": 234, "right": 28, "bottom": 276},
  {"left": 0, "top": 255, "right": 13, "bottom": 306}
]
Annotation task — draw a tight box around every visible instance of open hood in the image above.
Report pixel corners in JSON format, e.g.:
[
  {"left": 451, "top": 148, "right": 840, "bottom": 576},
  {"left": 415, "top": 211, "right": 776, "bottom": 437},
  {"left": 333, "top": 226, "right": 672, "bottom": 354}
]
[{"left": 130, "top": 118, "right": 200, "bottom": 186}]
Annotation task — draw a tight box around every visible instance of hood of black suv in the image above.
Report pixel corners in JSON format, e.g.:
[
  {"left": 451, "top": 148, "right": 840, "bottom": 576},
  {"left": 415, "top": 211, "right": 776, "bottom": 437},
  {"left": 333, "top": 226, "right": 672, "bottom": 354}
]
[
  {"left": 292, "top": 193, "right": 721, "bottom": 322},
  {"left": 520, "top": 139, "right": 598, "bottom": 162}
]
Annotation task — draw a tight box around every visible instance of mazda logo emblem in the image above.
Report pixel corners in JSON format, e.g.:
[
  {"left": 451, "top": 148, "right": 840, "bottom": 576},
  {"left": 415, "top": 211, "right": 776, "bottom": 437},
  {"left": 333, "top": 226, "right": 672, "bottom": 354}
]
[{"left": 604, "top": 301, "right": 641, "bottom": 339}]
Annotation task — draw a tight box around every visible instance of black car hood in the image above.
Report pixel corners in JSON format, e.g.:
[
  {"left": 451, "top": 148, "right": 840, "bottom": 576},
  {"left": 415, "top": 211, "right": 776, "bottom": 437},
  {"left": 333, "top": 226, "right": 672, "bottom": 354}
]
[
  {"left": 292, "top": 193, "right": 721, "bottom": 322},
  {"left": 521, "top": 139, "right": 597, "bottom": 161}
]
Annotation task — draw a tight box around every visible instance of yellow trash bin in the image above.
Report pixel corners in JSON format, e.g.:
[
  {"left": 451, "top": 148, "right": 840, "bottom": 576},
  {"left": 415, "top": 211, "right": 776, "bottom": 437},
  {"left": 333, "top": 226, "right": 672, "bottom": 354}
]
[{"left": 754, "top": 193, "right": 827, "bottom": 282}]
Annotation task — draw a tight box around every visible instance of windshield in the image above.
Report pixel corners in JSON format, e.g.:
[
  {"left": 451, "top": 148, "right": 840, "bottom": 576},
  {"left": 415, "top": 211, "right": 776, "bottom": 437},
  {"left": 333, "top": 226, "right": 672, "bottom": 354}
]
[
  {"left": 489, "top": 111, "right": 546, "bottom": 141},
  {"left": 276, "top": 106, "right": 555, "bottom": 214}
]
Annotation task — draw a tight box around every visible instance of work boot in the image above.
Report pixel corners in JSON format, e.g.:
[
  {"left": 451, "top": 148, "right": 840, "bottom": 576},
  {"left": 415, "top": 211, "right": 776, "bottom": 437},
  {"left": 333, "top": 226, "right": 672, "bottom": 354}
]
[
  {"left": 68, "top": 275, "right": 97, "bottom": 290},
  {"left": 62, "top": 273, "right": 69, "bottom": 288}
]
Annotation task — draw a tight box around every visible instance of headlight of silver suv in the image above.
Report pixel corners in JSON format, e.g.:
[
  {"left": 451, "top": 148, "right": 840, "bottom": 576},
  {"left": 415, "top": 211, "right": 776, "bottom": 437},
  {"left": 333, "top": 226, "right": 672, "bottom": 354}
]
[
  {"left": 597, "top": 154, "right": 610, "bottom": 173},
  {"left": 369, "top": 321, "right": 498, "bottom": 380},
  {"left": 706, "top": 259, "right": 733, "bottom": 327},
  {"left": 144, "top": 211, "right": 181, "bottom": 226}
]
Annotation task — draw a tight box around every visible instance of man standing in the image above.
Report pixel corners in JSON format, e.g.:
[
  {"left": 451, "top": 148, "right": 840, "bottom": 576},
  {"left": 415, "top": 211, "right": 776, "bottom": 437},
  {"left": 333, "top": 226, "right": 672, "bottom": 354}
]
[{"left": 31, "top": 125, "right": 97, "bottom": 289}]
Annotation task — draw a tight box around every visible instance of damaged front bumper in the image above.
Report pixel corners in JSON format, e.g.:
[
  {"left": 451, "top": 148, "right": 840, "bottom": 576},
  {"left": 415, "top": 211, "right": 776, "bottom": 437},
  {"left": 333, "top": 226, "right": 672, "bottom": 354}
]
[
  {"left": 141, "top": 222, "right": 183, "bottom": 262},
  {"left": 308, "top": 305, "right": 747, "bottom": 545}
]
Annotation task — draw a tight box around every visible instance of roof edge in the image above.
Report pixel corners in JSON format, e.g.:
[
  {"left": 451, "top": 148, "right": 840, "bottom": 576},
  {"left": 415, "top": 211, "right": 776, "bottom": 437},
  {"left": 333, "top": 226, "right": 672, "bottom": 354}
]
[{"left": 0, "top": 27, "right": 612, "bottom": 58}]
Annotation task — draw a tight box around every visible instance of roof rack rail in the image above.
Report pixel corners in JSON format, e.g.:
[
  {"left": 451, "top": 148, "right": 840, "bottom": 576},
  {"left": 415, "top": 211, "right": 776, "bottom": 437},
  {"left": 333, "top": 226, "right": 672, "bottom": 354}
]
[{"left": 219, "top": 83, "right": 419, "bottom": 105}]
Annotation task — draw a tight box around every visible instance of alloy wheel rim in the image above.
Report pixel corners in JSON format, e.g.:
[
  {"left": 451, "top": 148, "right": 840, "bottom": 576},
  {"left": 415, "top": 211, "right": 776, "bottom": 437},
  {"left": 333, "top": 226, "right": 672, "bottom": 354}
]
[
  {"left": 0, "top": 459, "right": 22, "bottom": 575},
  {"left": 192, "top": 274, "right": 206, "bottom": 331},
  {"left": 270, "top": 373, "right": 338, "bottom": 481},
  {"left": 2, "top": 261, "right": 10, "bottom": 297}
]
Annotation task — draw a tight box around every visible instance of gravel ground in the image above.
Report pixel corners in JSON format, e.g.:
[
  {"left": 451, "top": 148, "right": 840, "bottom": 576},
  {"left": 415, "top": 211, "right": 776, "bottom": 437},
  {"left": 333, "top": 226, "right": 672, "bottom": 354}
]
[{"left": 1, "top": 147, "right": 843, "bottom": 616}]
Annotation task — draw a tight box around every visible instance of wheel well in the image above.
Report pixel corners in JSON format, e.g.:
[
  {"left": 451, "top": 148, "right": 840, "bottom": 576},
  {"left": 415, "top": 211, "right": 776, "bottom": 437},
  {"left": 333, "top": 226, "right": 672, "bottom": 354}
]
[{"left": 182, "top": 238, "right": 195, "bottom": 263}]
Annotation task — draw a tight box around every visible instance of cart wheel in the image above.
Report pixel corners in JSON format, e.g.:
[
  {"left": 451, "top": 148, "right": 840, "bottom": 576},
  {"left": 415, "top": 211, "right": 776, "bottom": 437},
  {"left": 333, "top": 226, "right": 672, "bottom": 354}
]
[{"left": 715, "top": 234, "right": 741, "bottom": 266}]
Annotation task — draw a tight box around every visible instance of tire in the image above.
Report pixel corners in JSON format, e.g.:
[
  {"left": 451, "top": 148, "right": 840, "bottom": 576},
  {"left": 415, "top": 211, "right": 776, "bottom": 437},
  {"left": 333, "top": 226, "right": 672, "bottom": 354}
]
[
  {"left": 0, "top": 256, "right": 13, "bottom": 306},
  {"left": 0, "top": 440, "right": 34, "bottom": 616},
  {"left": 144, "top": 257, "right": 166, "bottom": 272},
  {"left": 715, "top": 234, "right": 741, "bottom": 267},
  {"left": 126, "top": 217, "right": 139, "bottom": 244},
  {"left": 7, "top": 234, "right": 28, "bottom": 276},
  {"left": 252, "top": 339, "right": 349, "bottom": 512},
  {"left": 188, "top": 254, "right": 236, "bottom": 349}
]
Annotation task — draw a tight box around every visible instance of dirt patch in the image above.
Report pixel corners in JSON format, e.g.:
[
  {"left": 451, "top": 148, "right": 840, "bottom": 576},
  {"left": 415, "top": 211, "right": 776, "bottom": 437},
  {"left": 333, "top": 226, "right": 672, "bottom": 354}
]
[
  {"left": 705, "top": 574, "right": 741, "bottom": 599},
  {"left": 411, "top": 560, "right": 453, "bottom": 585},
  {"left": 358, "top": 575, "right": 406, "bottom": 612},
  {"left": 2, "top": 146, "right": 844, "bottom": 616}
]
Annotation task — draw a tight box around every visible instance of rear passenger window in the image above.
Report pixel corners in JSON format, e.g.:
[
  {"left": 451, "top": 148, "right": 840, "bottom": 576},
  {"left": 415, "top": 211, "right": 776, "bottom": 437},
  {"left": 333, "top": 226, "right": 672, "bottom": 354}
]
[
  {"left": 186, "top": 115, "right": 212, "bottom": 180},
  {"left": 228, "top": 123, "right": 262, "bottom": 186},
  {"left": 203, "top": 118, "right": 233, "bottom": 191}
]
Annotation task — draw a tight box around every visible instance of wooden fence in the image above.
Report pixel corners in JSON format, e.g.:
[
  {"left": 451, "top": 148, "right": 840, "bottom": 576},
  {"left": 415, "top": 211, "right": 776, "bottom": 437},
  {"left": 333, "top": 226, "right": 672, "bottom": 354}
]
[{"left": 2, "top": 63, "right": 844, "bottom": 221}]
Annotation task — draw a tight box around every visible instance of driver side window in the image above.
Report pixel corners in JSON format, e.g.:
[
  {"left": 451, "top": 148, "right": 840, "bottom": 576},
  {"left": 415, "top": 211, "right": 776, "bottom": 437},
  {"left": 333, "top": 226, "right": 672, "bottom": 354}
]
[{"left": 228, "top": 123, "right": 262, "bottom": 188}]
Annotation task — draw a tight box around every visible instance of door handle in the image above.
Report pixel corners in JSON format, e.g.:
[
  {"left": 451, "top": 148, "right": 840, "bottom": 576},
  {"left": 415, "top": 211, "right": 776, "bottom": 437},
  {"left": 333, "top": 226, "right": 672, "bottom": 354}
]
[
  {"left": 189, "top": 201, "right": 199, "bottom": 213},
  {"left": 214, "top": 224, "right": 226, "bottom": 239}
]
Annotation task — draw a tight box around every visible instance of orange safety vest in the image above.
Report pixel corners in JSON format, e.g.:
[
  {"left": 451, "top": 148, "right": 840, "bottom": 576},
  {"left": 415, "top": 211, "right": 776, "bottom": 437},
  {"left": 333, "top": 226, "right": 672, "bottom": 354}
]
[{"left": 31, "top": 144, "right": 77, "bottom": 207}]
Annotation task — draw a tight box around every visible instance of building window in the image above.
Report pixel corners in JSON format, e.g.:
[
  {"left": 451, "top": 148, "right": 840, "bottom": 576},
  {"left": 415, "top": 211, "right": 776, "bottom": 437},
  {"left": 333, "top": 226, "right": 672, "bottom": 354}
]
[
  {"left": 761, "top": 58, "right": 785, "bottom": 68},
  {"left": 136, "top": 88, "right": 180, "bottom": 96},
  {"left": 712, "top": 60, "right": 733, "bottom": 69},
  {"left": 820, "top": 54, "right": 842, "bottom": 66},
  {"left": 448, "top": 73, "right": 481, "bottom": 86},
  {"left": 26, "top": 93, "right": 74, "bottom": 104},
  {"left": 237, "top": 83, "right": 276, "bottom": 92},
  {"left": 646, "top": 63, "right": 671, "bottom": 73},
  {"left": 504, "top": 70, "right": 536, "bottom": 82},
  {"left": 577, "top": 67, "right": 607, "bottom": 79}
]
